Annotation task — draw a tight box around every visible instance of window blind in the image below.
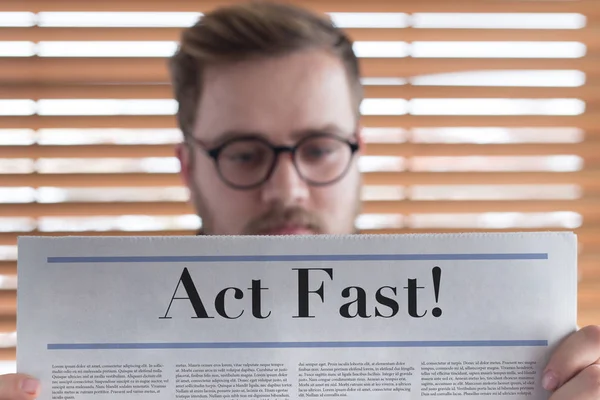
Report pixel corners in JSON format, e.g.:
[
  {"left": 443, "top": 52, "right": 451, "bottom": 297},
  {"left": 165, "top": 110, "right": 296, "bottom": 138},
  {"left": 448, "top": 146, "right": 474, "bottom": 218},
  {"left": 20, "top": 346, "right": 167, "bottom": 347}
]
[{"left": 0, "top": 0, "right": 598, "bottom": 365}]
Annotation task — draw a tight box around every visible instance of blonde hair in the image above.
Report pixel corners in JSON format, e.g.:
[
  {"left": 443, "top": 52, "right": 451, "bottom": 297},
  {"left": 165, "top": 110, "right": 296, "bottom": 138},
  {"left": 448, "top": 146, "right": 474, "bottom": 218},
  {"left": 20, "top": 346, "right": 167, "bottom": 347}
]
[{"left": 169, "top": 1, "right": 363, "bottom": 137}]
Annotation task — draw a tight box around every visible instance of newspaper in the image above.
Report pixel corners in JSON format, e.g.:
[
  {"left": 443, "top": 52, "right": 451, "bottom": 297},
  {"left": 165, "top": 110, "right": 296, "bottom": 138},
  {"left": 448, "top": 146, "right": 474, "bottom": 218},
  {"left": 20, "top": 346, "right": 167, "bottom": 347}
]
[{"left": 17, "top": 233, "right": 577, "bottom": 400}]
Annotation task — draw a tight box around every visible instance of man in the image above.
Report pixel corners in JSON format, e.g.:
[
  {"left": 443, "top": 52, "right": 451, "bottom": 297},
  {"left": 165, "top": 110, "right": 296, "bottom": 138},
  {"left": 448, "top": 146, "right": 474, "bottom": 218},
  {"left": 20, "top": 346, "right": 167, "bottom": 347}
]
[
  {"left": 171, "top": 1, "right": 362, "bottom": 236},
  {"left": 4, "top": 2, "right": 599, "bottom": 399}
]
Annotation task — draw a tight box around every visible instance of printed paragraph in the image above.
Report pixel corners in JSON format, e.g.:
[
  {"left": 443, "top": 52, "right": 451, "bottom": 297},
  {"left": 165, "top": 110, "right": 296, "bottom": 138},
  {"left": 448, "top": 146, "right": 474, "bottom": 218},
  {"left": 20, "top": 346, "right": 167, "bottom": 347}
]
[
  {"left": 421, "top": 360, "right": 537, "bottom": 396},
  {"left": 51, "top": 363, "right": 166, "bottom": 399},
  {"left": 175, "top": 363, "right": 291, "bottom": 399},
  {"left": 298, "top": 361, "right": 414, "bottom": 397}
]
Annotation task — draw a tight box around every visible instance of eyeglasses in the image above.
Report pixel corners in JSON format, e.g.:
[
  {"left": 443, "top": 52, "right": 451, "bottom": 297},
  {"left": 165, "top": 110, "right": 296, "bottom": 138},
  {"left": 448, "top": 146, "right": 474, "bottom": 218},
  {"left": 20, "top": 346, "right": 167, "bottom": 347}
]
[{"left": 188, "top": 133, "right": 360, "bottom": 190}]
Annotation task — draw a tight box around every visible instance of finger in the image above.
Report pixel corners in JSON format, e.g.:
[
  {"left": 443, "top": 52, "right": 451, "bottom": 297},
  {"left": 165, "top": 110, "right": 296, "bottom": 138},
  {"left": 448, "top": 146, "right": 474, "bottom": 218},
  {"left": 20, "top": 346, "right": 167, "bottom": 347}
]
[
  {"left": 548, "top": 364, "right": 600, "bottom": 400},
  {"left": 0, "top": 374, "right": 40, "bottom": 400},
  {"left": 543, "top": 325, "right": 600, "bottom": 391}
]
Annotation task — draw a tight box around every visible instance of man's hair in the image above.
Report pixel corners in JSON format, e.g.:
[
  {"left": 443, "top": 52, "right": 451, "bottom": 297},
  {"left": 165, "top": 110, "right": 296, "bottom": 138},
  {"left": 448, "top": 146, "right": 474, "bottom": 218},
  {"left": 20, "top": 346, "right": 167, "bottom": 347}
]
[{"left": 169, "top": 1, "right": 363, "bottom": 138}]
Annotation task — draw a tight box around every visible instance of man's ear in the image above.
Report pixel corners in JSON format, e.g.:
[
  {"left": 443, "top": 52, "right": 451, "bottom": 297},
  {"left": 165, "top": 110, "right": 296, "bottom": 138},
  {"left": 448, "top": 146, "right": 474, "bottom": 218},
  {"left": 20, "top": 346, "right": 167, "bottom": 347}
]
[
  {"left": 356, "top": 124, "right": 365, "bottom": 153},
  {"left": 176, "top": 141, "right": 202, "bottom": 217},
  {"left": 176, "top": 142, "right": 193, "bottom": 187}
]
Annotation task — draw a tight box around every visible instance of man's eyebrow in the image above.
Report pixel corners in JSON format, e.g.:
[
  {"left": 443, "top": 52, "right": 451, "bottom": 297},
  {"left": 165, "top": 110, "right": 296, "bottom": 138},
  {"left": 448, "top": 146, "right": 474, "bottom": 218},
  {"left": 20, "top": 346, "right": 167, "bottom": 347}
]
[
  {"left": 207, "top": 124, "right": 353, "bottom": 145},
  {"left": 290, "top": 124, "right": 351, "bottom": 140},
  {"left": 210, "top": 130, "right": 265, "bottom": 145}
]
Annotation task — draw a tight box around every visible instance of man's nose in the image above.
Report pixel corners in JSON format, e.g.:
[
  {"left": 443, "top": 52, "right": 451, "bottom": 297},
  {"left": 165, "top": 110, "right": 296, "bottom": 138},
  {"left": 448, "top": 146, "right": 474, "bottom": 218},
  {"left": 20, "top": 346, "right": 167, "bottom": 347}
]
[{"left": 261, "top": 153, "right": 309, "bottom": 206}]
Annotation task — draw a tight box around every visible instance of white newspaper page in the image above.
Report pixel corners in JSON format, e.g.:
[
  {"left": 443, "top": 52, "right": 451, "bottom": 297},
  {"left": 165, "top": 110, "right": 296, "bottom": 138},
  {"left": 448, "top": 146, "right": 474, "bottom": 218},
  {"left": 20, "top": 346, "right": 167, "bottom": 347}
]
[{"left": 17, "top": 233, "right": 577, "bottom": 400}]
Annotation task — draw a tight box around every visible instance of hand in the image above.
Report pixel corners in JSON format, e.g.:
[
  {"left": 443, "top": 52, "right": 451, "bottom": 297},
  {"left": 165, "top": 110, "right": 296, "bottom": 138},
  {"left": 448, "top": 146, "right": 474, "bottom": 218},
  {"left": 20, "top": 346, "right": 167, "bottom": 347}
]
[
  {"left": 544, "top": 325, "right": 600, "bottom": 399},
  {"left": 0, "top": 374, "right": 39, "bottom": 400}
]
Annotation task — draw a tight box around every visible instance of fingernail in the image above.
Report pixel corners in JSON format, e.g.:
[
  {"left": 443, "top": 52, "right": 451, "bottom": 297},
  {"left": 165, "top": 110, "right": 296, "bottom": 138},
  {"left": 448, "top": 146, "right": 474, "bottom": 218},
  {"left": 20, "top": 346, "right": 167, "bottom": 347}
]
[
  {"left": 542, "top": 370, "right": 559, "bottom": 391},
  {"left": 21, "top": 378, "right": 39, "bottom": 395}
]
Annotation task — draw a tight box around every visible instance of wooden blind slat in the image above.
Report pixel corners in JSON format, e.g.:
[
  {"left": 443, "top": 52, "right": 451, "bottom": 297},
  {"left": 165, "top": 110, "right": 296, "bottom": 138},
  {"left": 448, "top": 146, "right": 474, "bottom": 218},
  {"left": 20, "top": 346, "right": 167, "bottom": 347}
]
[
  {"left": 0, "top": 262, "right": 15, "bottom": 276},
  {"left": 580, "top": 280, "right": 600, "bottom": 293},
  {"left": 364, "top": 85, "right": 600, "bottom": 102},
  {"left": 580, "top": 253, "right": 600, "bottom": 280},
  {"left": 0, "top": 84, "right": 175, "bottom": 100},
  {"left": 0, "top": 349, "right": 15, "bottom": 362},
  {"left": 0, "top": 291, "right": 15, "bottom": 317},
  {"left": 363, "top": 115, "right": 600, "bottom": 130},
  {"left": 578, "top": 291, "right": 600, "bottom": 305},
  {"left": 347, "top": 27, "right": 600, "bottom": 47},
  {"left": 0, "top": 317, "right": 16, "bottom": 334},
  {"left": 0, "top": 115, "right": 182, "bottom": 129},
  {"left": 2, "top": 58, "right": 598, "bottom": 84},
  {"left": 365, "top": 142, "right": 600, "bottom": 158},
  {"left": 1, "top": 171, "right": 598, "bottom": 188},
  {"left": 3, "top": 26, "right": 599, "bottom": 47},
  {"left": 1, "top": 142, "right": 599, "bottom": 159},
  {"left": 578, "top": 314, "right": 600, "bottom": 329},
  {"left": 0, "top": 202, "right": 194, "bottom": 217},
  {"left": 2, "top": 114, "right": 598, "bottom": 129},
  {"left": 567, "top": 303, "right": 599, "bottom": 320},
  {"left": 364, "top": 171, "right": 600, "bottom": 188},
  {"left": 3, "top": 0, "right": 599, "bottom": 15},
  {"left": 366, "top": 58, "right": 600, "bottom": 77},
  {"left": 0, "top": 173, "right": 184, "bottom": 188},
  {"left": 361, "top": 199, "right": 600, "bottom": 215},
  {"left": 0, "top": 145, "right": 178, "bottom": 159},
  {"left": 0, "top": 199, "right": 598, "bottom": 217},
  {"left": 2, "top": 84, "right": 600, "bottom": 102}
]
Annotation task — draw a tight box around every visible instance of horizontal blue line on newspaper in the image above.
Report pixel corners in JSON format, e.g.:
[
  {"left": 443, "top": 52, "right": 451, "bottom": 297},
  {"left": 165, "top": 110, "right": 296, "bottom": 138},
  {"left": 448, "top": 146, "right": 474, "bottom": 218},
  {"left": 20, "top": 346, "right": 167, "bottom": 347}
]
[
  {"left": 47, "top": 340, "right": 548, "bottom": 350},
  {"left": 47, "top": 253, "right": 548, "bottom": 263}
]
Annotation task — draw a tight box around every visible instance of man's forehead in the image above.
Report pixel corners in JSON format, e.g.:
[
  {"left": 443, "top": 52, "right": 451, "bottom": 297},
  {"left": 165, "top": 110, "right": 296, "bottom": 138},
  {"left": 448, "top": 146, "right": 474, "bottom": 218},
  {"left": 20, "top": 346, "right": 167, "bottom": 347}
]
[
  {"left": 203, "top": 124, "right": 354, "bottom": 146},
  {"left": 202, "top": 49, "right": 344, "bottom": 86},
  {"left": 193, "top": 50, "right": 356, "bottom": 143}
]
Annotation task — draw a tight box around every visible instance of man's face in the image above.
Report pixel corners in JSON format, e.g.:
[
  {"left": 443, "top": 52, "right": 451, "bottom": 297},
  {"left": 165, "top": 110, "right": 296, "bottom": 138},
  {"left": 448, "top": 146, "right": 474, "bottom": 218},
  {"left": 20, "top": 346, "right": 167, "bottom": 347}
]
[{"left": 177, "top": 49, "right": 362, "bottom": 235}]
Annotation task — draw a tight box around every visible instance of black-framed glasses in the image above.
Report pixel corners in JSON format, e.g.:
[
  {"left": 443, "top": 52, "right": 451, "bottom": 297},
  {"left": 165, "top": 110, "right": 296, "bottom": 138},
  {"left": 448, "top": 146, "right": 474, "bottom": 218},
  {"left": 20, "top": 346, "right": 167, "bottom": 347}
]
[{"left": 188, "top": 133, "right": 360, "bottom": 190}]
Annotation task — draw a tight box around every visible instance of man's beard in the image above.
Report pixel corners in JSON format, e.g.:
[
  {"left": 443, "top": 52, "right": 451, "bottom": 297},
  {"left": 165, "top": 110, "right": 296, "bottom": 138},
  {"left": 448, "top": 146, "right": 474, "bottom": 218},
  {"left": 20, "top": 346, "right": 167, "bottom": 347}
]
[
  {"left": 188, "top": 173, "right": 362, "bottom": 235},
  {"left": 188, "top": 181, "right": 327, "bottom": 235},
  {"left": 242, "top": 202, "right": 326, "bottom": 235}
]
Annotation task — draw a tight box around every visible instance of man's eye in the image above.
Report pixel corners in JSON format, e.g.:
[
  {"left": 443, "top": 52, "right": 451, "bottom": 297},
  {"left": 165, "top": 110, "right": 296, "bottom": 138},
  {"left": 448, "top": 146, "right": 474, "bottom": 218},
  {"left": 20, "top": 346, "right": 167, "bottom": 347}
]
[
  {"left": 304, "top": 146, "right": 334, "bottom": 159},
  {"left": 229, "top": 152, "right": 254, "bottom": 162},
  {"left": 227, "top": 151, "right": 262, "bottom": 164}
]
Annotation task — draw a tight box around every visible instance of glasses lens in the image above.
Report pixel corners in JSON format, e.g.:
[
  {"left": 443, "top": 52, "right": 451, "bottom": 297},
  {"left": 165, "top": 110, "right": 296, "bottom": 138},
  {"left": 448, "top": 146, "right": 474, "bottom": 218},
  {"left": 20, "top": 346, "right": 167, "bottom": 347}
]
[
  {"left": 295, "top": 136, "right": 353, "bottom": 184},
  {"left": 217, "top": 139, "right": 274, "bottom": 188}
]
